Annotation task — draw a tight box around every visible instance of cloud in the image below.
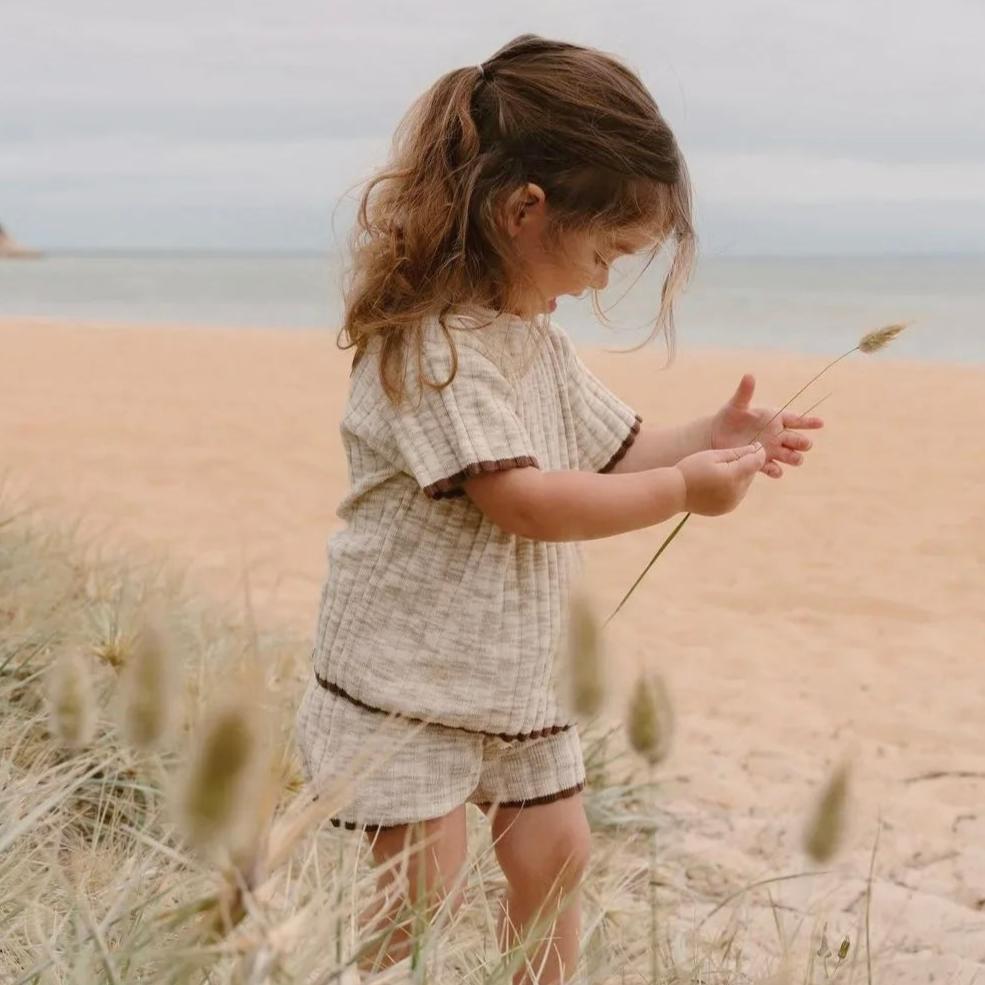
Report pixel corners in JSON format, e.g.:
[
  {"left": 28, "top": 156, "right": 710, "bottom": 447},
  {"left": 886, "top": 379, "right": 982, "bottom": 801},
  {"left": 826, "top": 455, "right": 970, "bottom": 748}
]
[{"left": 2, "top": 0, "right": 983, "bottom": 251}]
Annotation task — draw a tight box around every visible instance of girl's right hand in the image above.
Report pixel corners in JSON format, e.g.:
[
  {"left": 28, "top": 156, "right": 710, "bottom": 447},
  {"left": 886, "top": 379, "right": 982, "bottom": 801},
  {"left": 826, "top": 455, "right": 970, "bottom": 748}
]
[{"left": 673, "top": 443, "right": 767, "bottom": 516}]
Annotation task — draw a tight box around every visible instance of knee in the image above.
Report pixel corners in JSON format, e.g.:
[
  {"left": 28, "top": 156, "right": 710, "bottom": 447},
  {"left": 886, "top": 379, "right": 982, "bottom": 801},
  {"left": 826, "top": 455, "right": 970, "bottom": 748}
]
[{"left": 500, "top": 817, "right": 591, "bottom": 895}]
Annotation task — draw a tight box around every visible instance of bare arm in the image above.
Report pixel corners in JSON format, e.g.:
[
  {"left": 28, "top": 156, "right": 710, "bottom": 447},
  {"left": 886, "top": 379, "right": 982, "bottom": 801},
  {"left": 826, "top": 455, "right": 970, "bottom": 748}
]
[
  {"left": 607, "top": 415, "right": 714, "bottom": 473},
  {"left": 462, "top": 466, "right": 686, "bottom": 543}
]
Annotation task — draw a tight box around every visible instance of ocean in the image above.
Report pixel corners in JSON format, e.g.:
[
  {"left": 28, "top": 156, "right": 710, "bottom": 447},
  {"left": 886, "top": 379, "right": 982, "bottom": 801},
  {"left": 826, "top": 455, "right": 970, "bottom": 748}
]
[{"left": 1, "top": 253, "right": 982, "bottom": 364}]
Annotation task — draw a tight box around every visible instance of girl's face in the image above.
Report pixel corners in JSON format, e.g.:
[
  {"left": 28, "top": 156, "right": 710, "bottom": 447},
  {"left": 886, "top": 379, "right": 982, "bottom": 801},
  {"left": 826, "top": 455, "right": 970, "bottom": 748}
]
[{"left": 506, "top": 182, "right": 660, "bottom": 315}]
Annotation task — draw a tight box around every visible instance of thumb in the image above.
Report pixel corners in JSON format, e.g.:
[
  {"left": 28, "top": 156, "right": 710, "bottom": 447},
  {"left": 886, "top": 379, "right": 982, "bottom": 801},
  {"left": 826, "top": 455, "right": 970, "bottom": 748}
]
[
  {"left": 720, "top": 441, "right": 763, "bottom": 462},
  {"left": 725, "top": 442, "right": 766, "bottom": 471},
  {"left": 729, "top": 373, "right": 756, "bottom": 410}
]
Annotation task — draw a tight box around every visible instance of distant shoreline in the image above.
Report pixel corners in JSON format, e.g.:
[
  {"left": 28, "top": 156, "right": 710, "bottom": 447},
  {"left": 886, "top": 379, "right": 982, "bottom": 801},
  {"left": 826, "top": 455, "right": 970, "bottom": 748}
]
[
  {"left": 26, "top": 249, "right": 985, "bottom": 261},
  {"left": 2, "top": 315, "right": 982, "bottom": 372}
]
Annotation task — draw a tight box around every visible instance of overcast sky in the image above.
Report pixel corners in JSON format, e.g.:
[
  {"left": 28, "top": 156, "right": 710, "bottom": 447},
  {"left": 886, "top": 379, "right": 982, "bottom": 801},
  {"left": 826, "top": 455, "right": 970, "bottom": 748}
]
[{"left": 3, "top": 0, "right": 984, "bottom": 255}]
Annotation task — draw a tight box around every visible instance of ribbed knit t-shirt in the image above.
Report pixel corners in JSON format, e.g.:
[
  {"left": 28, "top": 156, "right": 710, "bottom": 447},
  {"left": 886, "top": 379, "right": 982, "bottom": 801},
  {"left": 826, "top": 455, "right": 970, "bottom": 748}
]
[{"left": 307, "top": 307, "right": 642, "bottom": 739}]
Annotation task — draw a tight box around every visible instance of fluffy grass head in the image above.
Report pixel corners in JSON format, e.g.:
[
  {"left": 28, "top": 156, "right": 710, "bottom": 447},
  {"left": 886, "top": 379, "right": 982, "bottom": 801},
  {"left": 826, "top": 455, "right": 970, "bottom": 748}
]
[
  {"left": 803, "top": 760, "right": 851, "bottom": 864},
  {"left": 115, "top": 606, "right": 182, "bottom": 751},
  {"left": 44, "top": 649, "right": 97, "bottom": 751},
  {"left": 626, "top": 668, "right": 674, "bottom": 766},
  {"left": 561, "top": 581, "right": 606, "bottom": 719},
  {"left": 858, "top": 323, "right": 907, "bottom": 354}
]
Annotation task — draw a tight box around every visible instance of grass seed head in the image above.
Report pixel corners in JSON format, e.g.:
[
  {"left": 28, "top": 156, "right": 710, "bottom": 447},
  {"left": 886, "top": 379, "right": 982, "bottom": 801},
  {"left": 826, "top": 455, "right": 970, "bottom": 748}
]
[
  {"left": 803, "top": 760, "right": 851, "bottom": 863},
  {"left": 45, "top": 649, "right": 97, "bottom": 750},
  {"left": 564, "top": 584, "right": 606, "bottom": 718},
  {"left": 117, "top": 607, "right": 181, "bottom": 750},
  {"left": 626, "top": 669, "right": 674, "bottom": 766},
  {"left": 178, "top": 700, "right": 260, "bottom": 857},
  {"left": 858, "top": 323, "right": 907, "bottom": 354}
]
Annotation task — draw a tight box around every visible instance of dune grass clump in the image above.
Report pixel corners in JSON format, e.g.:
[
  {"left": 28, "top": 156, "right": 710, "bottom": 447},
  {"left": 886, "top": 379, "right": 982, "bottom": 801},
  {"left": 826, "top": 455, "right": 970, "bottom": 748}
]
[{"left": 1, "top": 482, "right": 886, "bottom": 983}]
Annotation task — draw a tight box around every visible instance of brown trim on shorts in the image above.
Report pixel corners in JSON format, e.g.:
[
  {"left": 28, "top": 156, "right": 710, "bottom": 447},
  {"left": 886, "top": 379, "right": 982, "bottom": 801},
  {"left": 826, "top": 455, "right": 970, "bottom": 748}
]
[
  {"left": 474, "top": 780, "right": 586, "bottom": 810},
  {"left": 599, "top": 414, "right": 643, "bottom": 473},
  {"left": 314, "top": 781, "right": 586, "bottom": 832},
  {"left": 423, "top": 455, "right": 540, "bottom": 500},
  {"left": 314, "top": 670, "right": 574, "bottom": 741},
  {"left": 308, "top": 793, "right": 396, "bottom": 834}
]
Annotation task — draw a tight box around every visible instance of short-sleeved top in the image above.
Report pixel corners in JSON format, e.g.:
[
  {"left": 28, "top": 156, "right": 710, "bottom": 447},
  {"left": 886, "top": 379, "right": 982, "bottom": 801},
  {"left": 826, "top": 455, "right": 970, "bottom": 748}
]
[{"left": 308, "top": 307, "right": 642, "bottom": 739}]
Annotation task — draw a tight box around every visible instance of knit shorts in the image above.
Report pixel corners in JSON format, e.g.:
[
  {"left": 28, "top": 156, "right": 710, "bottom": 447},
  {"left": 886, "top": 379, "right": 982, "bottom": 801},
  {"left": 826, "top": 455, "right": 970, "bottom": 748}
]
[{"left": 294, "top": 676, "right": 586, "bottom": 832}]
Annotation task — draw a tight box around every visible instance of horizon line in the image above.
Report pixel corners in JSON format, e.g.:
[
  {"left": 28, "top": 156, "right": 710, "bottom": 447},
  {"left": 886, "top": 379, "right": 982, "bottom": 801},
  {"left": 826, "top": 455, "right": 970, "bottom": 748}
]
[{"left": 27, "top": 248, "right": 985, "bottom": 261}]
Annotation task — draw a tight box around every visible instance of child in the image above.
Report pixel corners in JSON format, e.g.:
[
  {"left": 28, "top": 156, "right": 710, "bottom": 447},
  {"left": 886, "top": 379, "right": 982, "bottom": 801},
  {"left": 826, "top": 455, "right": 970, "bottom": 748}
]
[{"left": 295, "top": 33, "right": 821, "bottom": 984}]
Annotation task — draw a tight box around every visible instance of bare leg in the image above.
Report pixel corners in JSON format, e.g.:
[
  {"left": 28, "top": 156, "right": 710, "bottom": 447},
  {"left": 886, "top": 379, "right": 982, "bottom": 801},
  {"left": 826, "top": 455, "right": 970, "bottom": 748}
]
[
  {"left": 355, "top": 804, "right": 469, "bottom": 973},
  {"left": 480, "top": 793, "right": 591, "bottom": 985}
]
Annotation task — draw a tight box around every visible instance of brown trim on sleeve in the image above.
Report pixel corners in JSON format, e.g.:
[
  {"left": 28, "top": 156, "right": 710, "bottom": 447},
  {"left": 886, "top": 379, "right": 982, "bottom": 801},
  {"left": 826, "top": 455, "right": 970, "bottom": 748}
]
[
  {"left": 599, "top": 414, "right": 643, "bottom": 474},
  {"left": 473, "top": 780, "right": 586, "bottom": 810},
  {"left": 423, "top": 455, "right": 540, "bottom": 500},
  {"left": 314, "top": 670, "right": 573, "bottom": 740}
]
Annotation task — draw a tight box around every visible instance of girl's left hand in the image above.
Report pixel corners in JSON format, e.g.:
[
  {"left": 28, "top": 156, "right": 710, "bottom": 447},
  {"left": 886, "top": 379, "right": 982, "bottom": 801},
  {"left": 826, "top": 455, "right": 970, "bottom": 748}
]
[{"left": 709, "top": 374, "right": 824, "bottom": 479}]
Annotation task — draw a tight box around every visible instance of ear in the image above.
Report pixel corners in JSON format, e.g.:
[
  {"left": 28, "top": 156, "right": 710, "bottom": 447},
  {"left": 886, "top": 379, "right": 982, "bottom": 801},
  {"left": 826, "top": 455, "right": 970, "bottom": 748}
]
[{"left": 505, "top": 182, "right": 546, "bottom": 238}]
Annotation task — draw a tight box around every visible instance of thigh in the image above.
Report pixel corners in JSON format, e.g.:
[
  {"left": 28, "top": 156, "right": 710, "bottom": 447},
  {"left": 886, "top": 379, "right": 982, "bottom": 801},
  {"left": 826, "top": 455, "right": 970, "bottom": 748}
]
[{"left": 366, "top": 802, "right": 470, "bottom": 906}]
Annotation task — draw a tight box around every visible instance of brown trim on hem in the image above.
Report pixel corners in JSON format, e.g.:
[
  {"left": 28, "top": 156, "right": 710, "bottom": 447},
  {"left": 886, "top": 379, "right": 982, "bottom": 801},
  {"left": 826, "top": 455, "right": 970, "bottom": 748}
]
[
  {"left": 423, "top": 455, "right": 539, "bottom": 500},
  {"left": 308, "top": 794, "right": 398, "bottom": 833},
  {"left": 474, "top": 780, "right": 586, "bottom": 810},
  {"left": 314, "top": 670, "right": 574, "bottom": 741},
  {"left": 314, "top": 780, "right": 587, "bottom": 832},
  {"left": 599, "top": 414, "right": 643, "bottom": 474}
]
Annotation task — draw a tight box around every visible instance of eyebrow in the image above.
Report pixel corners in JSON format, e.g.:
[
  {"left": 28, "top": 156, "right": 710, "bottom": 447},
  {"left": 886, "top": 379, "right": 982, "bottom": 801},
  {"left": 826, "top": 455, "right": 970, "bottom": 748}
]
[{"left": 613, "top": 239, "right": 647, "bottom": 255}]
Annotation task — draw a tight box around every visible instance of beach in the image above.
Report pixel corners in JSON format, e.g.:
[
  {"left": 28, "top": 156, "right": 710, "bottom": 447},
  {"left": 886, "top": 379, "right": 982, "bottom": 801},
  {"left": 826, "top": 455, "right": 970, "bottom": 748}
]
[{"left": 3, "top": 314, "right": 984, "bottom": 979}]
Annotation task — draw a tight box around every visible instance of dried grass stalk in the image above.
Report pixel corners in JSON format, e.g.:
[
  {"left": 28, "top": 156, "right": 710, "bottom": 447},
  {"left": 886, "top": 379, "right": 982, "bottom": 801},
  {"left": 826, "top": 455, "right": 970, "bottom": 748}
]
[{"left": 605, "top": 322, "right": 910, "bottom": 625}]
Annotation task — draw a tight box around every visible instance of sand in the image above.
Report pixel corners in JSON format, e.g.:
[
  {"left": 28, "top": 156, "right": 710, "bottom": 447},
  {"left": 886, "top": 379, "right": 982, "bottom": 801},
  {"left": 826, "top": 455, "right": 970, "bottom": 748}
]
[{"left": 2, "top": 315, "right": 983, "bottom": 980}]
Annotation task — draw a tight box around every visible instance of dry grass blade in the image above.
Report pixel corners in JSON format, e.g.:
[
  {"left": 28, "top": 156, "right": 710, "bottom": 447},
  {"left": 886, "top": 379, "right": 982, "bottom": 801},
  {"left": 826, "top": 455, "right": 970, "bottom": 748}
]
[{"left": 865, "top": 816, "right": 881, "bottom": 985}]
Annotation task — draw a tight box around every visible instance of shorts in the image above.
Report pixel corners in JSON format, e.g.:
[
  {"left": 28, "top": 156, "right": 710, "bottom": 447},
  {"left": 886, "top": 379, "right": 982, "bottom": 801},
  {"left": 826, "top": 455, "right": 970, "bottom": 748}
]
[{"left": 294, "top": 676, "right": 586, "bottom": 832}]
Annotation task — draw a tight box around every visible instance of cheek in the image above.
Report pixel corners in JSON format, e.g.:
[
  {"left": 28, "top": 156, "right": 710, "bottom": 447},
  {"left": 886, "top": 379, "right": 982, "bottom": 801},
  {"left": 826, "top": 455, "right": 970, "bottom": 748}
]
[{"left": 556, "top": 248, "right": 596, "bottom": 288}]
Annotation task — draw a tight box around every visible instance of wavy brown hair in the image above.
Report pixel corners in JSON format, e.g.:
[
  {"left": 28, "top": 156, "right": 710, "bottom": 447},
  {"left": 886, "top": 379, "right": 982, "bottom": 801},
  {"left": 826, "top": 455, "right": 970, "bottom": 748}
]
[{"left": 337, "top": 33, "right": 696, "bottom": 407}]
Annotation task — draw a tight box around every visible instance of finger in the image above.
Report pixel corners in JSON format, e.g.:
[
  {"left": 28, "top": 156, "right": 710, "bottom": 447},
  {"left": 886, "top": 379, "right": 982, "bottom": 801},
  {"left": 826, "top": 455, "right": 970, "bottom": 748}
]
[
  {"left": 736, "top": 444, "right": 767, "bottom": 473},
  {"left": 718, "top": 441, "right": 761, "bottom": 462},
  {"left": 730, "top": 374, "right": 756, "bottom": 409},
  {"left": 774, "top": 448, "right": 803, "bottom": 466},
  {"left": 763, "top": 462, "right": 782, "bottom": 478},
  {"left": 782, "top": 433, "right": 813, "bottom": 452},
  {"left": 783, "top": 412, "right": 824, "bottom": 429}
]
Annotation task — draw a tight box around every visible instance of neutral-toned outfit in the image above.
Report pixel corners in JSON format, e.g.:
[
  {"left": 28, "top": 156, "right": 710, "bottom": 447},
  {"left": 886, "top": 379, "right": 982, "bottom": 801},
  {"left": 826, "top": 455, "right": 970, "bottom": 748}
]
[{"left": 294, "top": 307, "right": 641, "bottom": 830}]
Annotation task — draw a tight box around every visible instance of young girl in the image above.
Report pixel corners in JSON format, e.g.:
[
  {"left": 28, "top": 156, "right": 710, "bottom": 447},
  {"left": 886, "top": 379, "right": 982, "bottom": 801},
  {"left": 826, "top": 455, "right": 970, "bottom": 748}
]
[{"left": 295, "top": 33, "right": 820, "bottom": 984}]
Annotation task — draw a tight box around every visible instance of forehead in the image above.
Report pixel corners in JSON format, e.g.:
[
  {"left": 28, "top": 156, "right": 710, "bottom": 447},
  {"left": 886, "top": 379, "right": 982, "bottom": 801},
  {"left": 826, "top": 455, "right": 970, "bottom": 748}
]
[{"left": 601, "top": 223, "right": 662, "bottom": 253}]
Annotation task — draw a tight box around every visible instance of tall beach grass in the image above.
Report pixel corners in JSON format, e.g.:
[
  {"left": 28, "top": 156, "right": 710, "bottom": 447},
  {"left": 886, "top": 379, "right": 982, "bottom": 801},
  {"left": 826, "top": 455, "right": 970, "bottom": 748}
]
[{"left": 1, "top": 482, "right": 879, "bottom": 984}]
